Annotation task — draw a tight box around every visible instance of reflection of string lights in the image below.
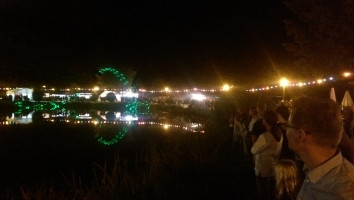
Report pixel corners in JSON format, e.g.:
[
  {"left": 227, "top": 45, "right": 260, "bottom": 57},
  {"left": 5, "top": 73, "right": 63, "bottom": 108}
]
[
  {"left": 0, "top": 120, "right": 205, "bottom": 133},
  {"left": 246, "top": 77, "right": 335, "bottom": 92},
  {"left": 0, "top": 118, "right": 204, "bottom": 147}
]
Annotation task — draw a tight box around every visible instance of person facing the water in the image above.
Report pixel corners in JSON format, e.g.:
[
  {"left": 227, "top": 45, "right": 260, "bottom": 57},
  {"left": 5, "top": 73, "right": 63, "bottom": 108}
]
[{"left": 285, "top": 96, "right": 354, "bottom": 199}]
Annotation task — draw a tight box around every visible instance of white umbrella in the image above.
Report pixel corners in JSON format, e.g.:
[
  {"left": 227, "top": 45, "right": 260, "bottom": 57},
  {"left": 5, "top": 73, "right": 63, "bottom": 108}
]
[
  {"left": 330, "top": 87, "right": 336, "bottom": 102},
  {"left": 341, "top": 90, "right": 353, "bottom": 107}
]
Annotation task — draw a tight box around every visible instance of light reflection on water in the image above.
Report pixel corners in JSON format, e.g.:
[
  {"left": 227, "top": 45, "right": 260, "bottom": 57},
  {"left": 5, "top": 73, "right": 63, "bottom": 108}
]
[{"left": 2, "top": 110, "right": 205, "bottom": 133}]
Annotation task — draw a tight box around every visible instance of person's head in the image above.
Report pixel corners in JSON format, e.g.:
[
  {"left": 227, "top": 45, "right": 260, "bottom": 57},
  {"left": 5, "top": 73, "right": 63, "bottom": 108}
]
[
  {"left": 256, "top": 102, "right": 267, "bottom": 117},
  {"left": 275, "top": 105, "right": 290, "bottom": 123},
  {"left": 263, "top": 110, "right": 278, "bottom": 127},
  {"left": 286, "top": 96, "right": 343, "bottom": 152},
  {"left": 235, "top": 113, "right": 244, "bottom": 123},
  {"left": 248, "top": 107, "right": 257, "bottom": 116},
  {"left": 275, "top": 159, "right": 299, "bottom": 198},
  {"left": 263, "top": 110, "right": 282, "bottom": 141}
]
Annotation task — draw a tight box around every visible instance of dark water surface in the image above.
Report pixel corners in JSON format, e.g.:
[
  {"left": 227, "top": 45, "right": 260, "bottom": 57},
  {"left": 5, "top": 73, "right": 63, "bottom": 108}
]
[{"left": 0, "top": 113, "right": 257, "bottom": 199}]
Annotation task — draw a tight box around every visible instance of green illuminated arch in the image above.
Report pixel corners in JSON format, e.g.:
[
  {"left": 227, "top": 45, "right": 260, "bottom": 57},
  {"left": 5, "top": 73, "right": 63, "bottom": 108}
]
[{"left": 98, "top": 67, "right": 129, "bottom": 86}]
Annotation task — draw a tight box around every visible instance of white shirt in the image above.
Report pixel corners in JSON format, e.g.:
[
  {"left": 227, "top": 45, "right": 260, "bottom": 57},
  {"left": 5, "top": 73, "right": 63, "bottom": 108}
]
[{"left": 251, "top": 131, "right": 283, "bottom": 177}]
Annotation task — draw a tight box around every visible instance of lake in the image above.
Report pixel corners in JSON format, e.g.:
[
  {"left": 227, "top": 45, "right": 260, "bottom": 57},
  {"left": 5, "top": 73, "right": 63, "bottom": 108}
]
[{"left": 0, "top": 105, "right": 257, "bottom": 199}]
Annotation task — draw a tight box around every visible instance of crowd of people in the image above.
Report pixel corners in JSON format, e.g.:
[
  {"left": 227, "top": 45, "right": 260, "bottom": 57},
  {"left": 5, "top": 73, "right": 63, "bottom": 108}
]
[{"left": 230, "top": 96, "right": 354, "bottom": 200}]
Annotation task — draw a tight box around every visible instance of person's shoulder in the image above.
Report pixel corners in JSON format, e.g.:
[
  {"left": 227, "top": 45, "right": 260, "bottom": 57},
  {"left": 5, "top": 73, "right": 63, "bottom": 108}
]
[
  {"left": 343, "top": 159, "right": 354, "bottom": 174},
  {"left": 328, "top": 159, "right": 354, "bottom": 187},
  {"left": 260, "top": 131, "right": 272, "bottom": 138},
  {"left": 333, "top": 164, "right": 354, "bottom": 199},
  {"left": 319, "top": 162, "right": 354, "bottom": 199}
]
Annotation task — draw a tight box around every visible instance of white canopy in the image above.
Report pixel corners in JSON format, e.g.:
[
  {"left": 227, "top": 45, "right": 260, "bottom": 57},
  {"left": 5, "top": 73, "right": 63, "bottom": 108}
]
[
  {"left": 6, "top": 88, "right": 33, "bottom": 101},
  {"left": 341, "top": 90, "right": 353, "bottom": 107},
  {"left": 330, "top": 87, "right": 336, "bottom": 102}
]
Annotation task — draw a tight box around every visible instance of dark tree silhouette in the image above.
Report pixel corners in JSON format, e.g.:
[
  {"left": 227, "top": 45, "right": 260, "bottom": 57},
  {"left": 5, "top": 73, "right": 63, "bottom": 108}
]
[
  {"left": 284, "top": 0, "right": 354, "bottom": 78},
  {"left": 32, "top": 88, "right": 44, "bottom": 102}
]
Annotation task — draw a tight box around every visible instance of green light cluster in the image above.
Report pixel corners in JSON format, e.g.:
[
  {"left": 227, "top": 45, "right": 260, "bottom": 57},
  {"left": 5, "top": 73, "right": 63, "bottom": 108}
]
[
  {"left": 14, "top": 101, "right": 66, "bottom": 112},
  {"left": 96, "top": 127, "right": 128, "bottom": 146},
  {"left": 14, "top": 102, "right": 24, "bottom": 114},
  {"left": 125, "top": 99, "right": 138, "bottom": 116},
  {"left": 49, "top": 102, "right": 62, "bottom": 110},
  {"left": 125, "top": 99, "right": 151, "bottom": 116},
  {"left": 98, "top": 67, "right": 129, "bottom": 86},
  {"left": 96, "top": 100, "right": 150, "bottom": 146},
  {"left": 33, "top": 103, "right": 45, "bottom": 111},
  {"left": 14, "top": 101, "right": 32, "bottom": 114}
]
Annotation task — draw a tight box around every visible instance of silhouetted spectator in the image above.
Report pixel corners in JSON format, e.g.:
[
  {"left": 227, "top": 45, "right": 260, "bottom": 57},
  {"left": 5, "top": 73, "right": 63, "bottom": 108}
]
[
  {"left": 275, "top": 159, "right": 301, "bottom": 200},
  {"left": 251, "top": 110, "right": 283, "bottom": 200}
]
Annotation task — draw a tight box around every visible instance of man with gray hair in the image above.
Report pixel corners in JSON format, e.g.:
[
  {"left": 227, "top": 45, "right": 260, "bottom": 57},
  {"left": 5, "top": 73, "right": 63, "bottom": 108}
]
[{"left": 283, "top": 96, "right": 354, "bottom": 199}]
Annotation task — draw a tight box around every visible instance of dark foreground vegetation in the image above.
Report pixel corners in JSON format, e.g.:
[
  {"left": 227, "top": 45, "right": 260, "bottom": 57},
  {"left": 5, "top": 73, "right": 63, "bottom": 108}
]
[{"left": 0, "top": 109, "right": 257, "bottom": 200}]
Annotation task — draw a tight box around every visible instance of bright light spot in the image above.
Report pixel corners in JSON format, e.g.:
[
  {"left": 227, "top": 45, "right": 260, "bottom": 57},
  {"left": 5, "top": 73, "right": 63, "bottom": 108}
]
[
  {"left": 191, "top": 93, "right": 206, "bottom": 101},
  {"left": 93, "top": 86, "right": 100, "bottom": 91},
  {"left": 115, "top": 112, "right": 121, "bottom": 118},
  {"left": 78, "top": 113, "right": 92, "bottom": 119},
  {"left": 163, "top": 124, "right": 169, "bottom": 129},
  {"left": 164, "top": 87, "right": 170, "bottom": 92},
  {"left": 190, "top": 123, "right": 201, "bottom": 128},
  {"left": 123, "top": 90, "right": 139, "bottom": 98},
  {"left": 222, "top": 84, "right": 230, "bottom": 91},
  {"left": 279, "top": 78, "right": 289, "bottom": 87},
  {"left": 121, "top": 115, "right": 138, "bottom": 122},
  {"left": 317, "top": 79, "right": 323, "bottom": 84},
  {"left": 344, "top": 72, "right": 352, "bottom": 77},
  {"left": 298, "top": 82, "right": 304, "bottom": 87}
]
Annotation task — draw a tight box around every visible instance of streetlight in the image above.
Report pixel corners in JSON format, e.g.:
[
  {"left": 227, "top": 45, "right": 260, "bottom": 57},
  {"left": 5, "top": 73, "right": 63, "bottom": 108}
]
[
  {"left": 222, "top": 84, "right": 230, "bottom": 91},
  {"left": 343, "top": 72, "right": 352, "bottom": 78},
  {"left": 279, "top": 78, "right": 289, "bottom": 102}
]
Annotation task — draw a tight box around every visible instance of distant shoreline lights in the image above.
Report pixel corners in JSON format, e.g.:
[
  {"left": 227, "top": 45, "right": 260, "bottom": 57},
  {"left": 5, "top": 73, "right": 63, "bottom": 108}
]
[
  {"left": 245, "top": 77, "right": 335, "bottom": 92},
  {"left": 1, "top": 74, "right": 353, "bottom": 94}
]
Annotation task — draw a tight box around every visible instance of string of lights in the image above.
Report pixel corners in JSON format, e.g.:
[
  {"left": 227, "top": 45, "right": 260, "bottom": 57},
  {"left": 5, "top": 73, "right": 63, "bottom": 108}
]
[
  {"left": 246, "top": 77, "right": 335, "bottom": 92},
  {"left": 0, "top": 72, "right": 352, "bottom": 94}
]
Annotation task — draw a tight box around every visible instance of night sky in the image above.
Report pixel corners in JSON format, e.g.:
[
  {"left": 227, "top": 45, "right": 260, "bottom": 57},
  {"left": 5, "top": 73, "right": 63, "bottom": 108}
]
[{"left": 0, "top": 0, "right": 294, "bottom": 89}]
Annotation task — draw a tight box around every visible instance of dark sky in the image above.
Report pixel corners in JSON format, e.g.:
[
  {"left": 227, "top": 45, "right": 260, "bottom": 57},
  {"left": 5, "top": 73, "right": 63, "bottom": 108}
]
[{"left": 0, "top": 0, "right": 294, "bottom": 89}]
